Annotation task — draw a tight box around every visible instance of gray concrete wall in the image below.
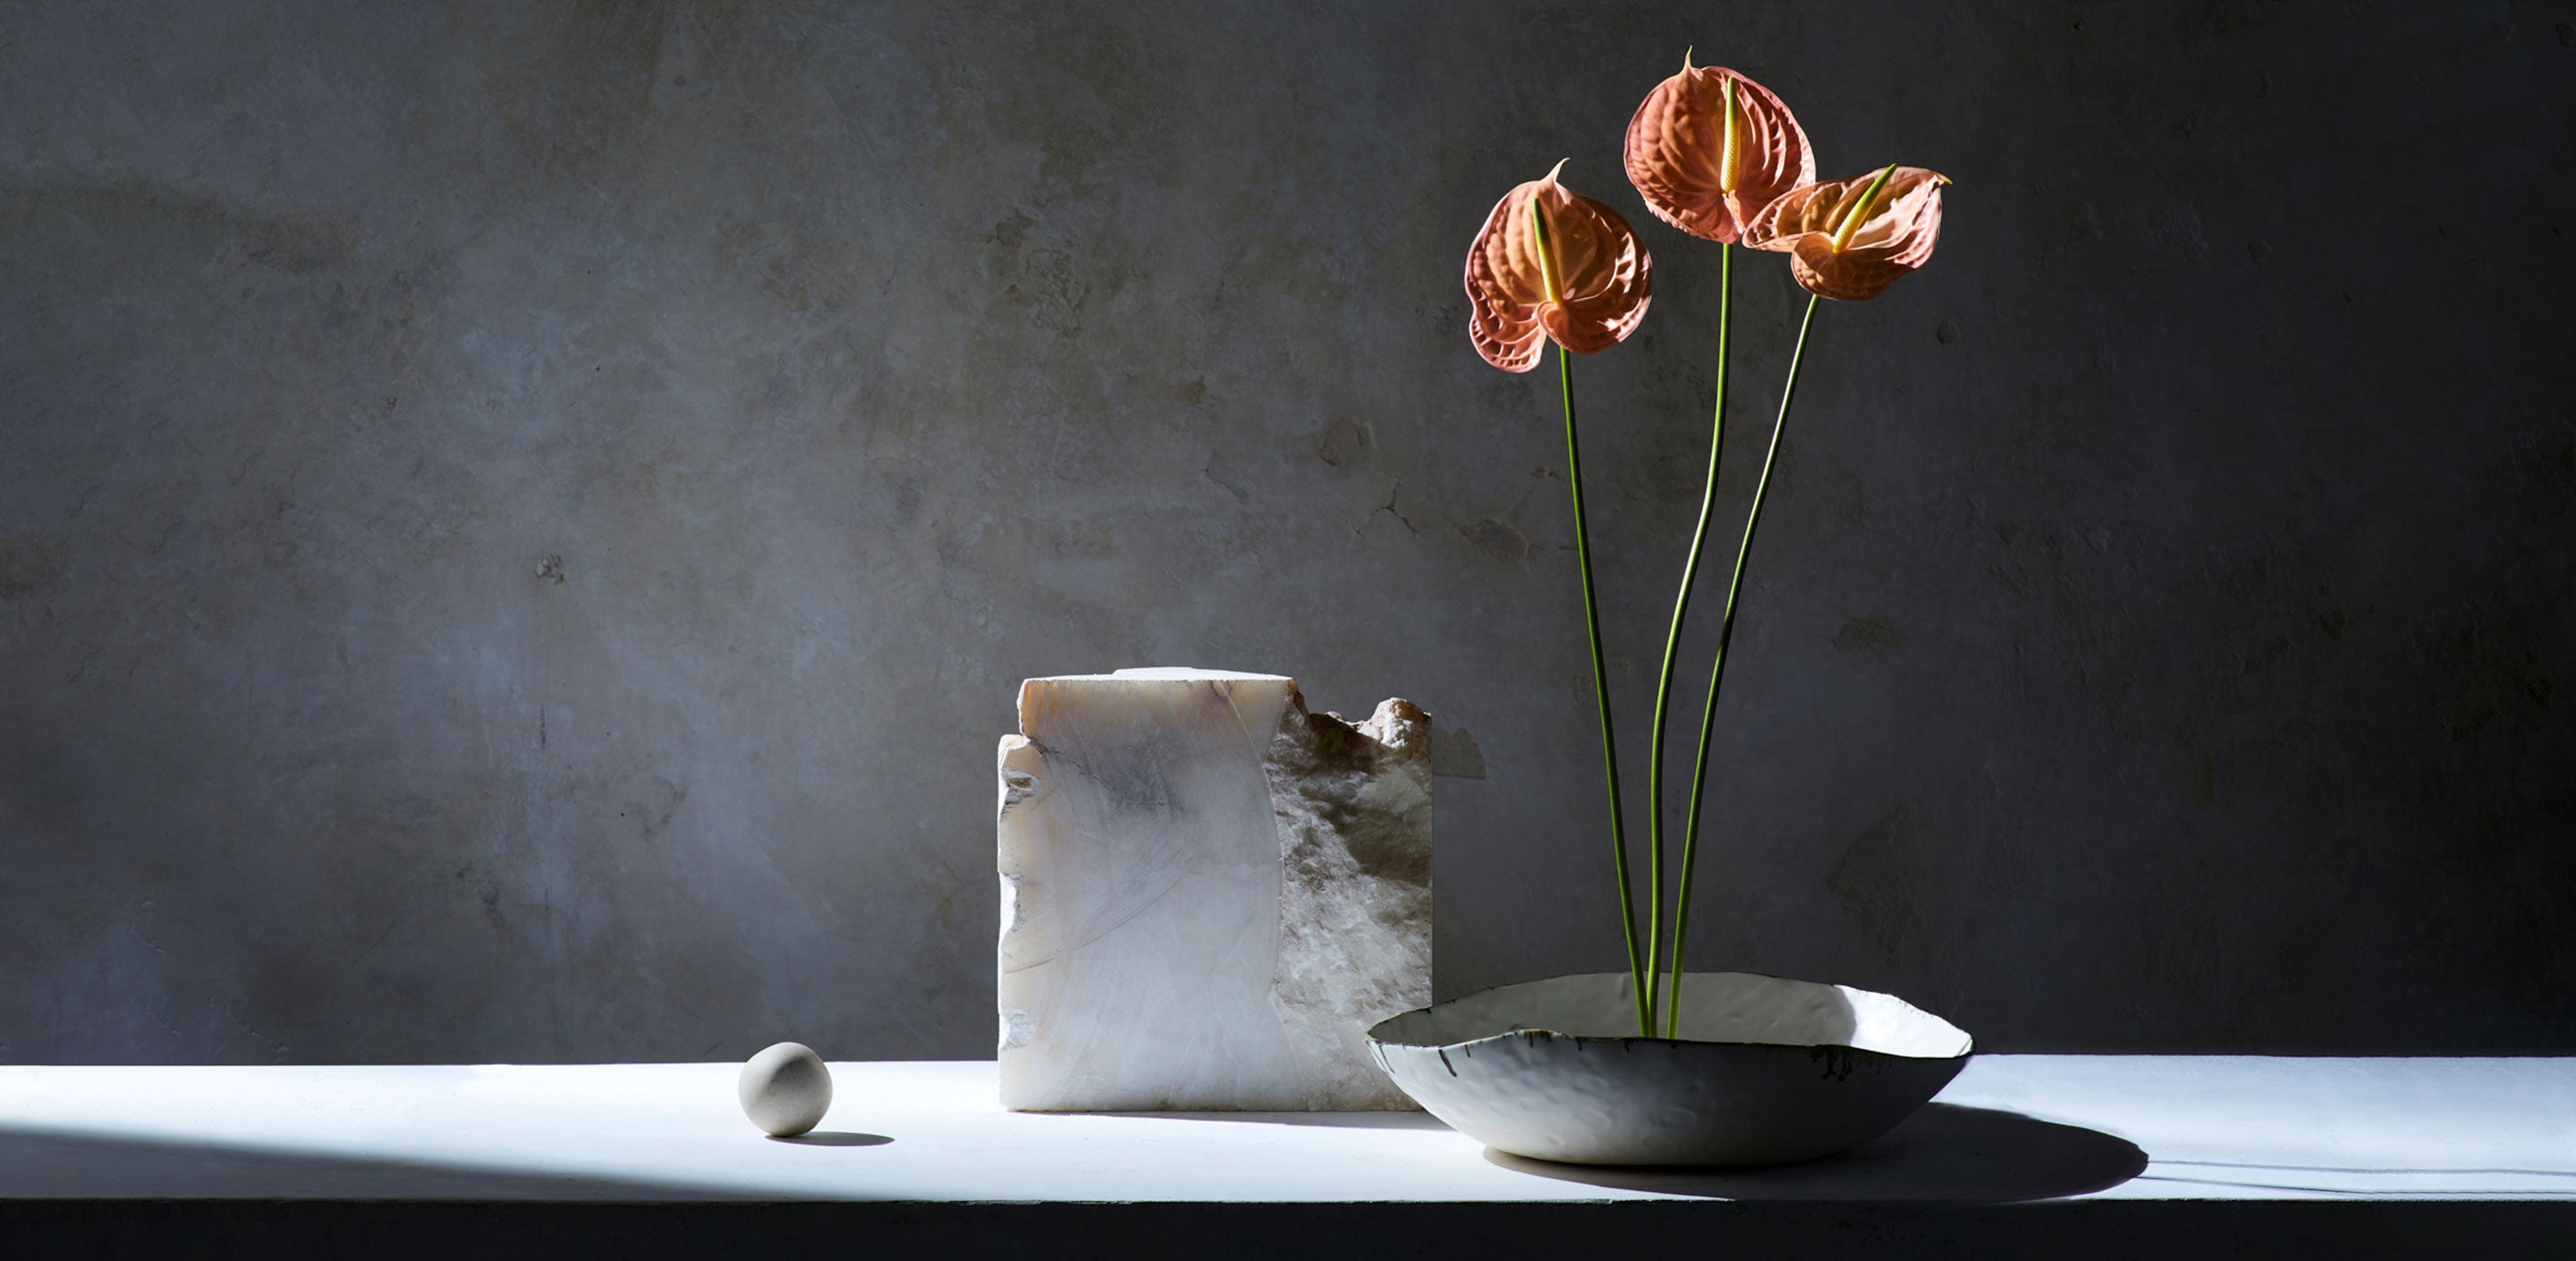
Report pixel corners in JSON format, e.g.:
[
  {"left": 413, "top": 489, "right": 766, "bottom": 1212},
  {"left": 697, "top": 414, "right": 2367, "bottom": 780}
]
[{"left": 1, "top": 0, "right": 2568, "bottom": 1062}]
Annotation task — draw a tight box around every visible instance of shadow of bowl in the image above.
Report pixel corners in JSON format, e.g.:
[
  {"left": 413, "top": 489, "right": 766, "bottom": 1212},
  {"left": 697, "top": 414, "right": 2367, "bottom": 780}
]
[{"left": 1485, "top": 1104, "right": 2145, "bottom": 1203}]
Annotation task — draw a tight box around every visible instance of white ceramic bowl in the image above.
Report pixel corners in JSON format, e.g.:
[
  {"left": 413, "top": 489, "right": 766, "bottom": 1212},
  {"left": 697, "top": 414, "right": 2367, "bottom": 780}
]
[{"left": 1366, "top": 971, "right": 1971, "bottom": 1166}]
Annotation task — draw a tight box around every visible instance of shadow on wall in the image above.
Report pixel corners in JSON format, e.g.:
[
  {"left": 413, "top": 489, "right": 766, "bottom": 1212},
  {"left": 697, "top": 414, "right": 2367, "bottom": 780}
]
[{"left": 1487, "top": 1104, "right": 2147, "bottom": 1202}]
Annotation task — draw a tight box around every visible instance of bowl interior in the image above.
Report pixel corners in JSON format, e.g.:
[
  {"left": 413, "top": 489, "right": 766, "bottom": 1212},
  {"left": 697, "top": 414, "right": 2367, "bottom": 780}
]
[{"left": 1368, "top": 971, "right": 1970, "bottom": 1059}]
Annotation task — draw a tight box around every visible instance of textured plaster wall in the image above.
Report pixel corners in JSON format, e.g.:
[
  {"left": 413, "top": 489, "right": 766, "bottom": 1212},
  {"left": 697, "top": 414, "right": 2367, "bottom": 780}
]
[{"left": 1, "top": 0, "right": 2570, "bottom": 1062}]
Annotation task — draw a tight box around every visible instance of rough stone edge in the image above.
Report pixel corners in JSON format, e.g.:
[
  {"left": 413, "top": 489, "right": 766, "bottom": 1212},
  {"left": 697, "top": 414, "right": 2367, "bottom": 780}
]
[{"left": 1263, "top": 689, "right": 1433, "bottom": 1110}]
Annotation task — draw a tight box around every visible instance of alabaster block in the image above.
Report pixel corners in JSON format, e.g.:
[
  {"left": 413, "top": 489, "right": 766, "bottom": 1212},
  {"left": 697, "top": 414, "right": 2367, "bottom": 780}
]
[{"left": 996, "top": 668, "right": 1430, "bottom": 1111}]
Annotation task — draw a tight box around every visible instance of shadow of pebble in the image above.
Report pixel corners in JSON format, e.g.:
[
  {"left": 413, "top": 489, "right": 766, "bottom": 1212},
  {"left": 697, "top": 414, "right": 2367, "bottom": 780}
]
[
  {"left": 1485, "top": 1104, "right": 2146, "bottom": 1203},
  {"left": 767, "top": 1132, "right": 894, "bottom": 1147}
]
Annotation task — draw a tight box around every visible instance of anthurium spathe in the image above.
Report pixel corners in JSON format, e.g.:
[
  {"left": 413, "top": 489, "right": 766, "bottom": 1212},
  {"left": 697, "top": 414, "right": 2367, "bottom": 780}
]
[
  {"left": 1462, "top": 160, "right": 1659, "bottom": 1028},
  {"left": 1464, "top": 161, "right": 1654, "bottom": 372},
  {"left": 1623, "top": 55, "right": 1814, "bottom": 244},
  {"left": 1621, "top": 57, "right": 1818, "bottom": 1037},
  {"left": 1744, "top": 164, "right": 1949, "bottom": 300}
]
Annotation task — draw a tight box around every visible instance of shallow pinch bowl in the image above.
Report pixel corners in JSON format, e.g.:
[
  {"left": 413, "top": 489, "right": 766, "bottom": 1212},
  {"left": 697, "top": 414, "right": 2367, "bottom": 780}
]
[{"left": 1365, "top": 971, "right": 1972, "bottom": 1166}]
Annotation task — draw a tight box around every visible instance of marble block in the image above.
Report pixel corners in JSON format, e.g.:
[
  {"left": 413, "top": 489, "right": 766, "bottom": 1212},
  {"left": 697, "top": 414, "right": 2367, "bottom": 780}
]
[{"left": 996, "top": 668, "right": 1431, "bottom": 1111}]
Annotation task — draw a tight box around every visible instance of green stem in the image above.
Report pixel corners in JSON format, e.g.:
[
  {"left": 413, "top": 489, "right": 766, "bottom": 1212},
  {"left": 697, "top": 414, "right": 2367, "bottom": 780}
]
[
  {"left": 1666, "top": 292, "right": 1822, "bottom": 1037},
  {"left": 1556, "top": 344, "right": 1648, "bottom": 1036},
  {"left": 1642, "top": 242, "right": 1732, "bottom": 1033}
]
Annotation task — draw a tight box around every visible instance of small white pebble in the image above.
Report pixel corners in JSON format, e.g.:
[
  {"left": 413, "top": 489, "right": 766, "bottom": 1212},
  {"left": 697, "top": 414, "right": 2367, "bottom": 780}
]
[{"left": 739, "top": 1041, "right": 834, "bottom": 1137}]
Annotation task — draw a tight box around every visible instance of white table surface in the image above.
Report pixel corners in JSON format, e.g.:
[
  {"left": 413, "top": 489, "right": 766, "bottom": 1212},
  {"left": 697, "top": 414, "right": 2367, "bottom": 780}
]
[{"left": 1, "top": 1056, "right": 2570, "bottom": 1203}]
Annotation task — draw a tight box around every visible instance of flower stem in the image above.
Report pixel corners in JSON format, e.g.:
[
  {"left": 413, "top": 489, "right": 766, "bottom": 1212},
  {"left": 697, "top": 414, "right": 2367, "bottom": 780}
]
[
  {"left": 1642, "top": 242, "right": 1732, "bottom": 1033},
  {"left": 1556, "top": 344, "right": 1648, "bottom": 1037},
  {"left": 1666, "top": 292, "right": 1821, "bottom": 1037}
]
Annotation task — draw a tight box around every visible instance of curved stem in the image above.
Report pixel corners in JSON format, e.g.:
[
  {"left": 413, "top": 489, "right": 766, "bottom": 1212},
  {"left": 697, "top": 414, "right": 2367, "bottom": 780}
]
[
  {"left": 1666, "top": 292, "right": 1822, "bottom": 1037},
  {"left": 1556, "top": 344, "right": 1648, "bottom": 1036},
  {"left": 1643, "top": 242, "right": 1732, "bottom": 1030}
]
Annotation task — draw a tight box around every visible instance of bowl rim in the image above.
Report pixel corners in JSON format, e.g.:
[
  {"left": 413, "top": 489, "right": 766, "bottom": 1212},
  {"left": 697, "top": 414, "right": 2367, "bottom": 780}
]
[{"left": 1363, "top": 969, "right": 1973, "bottom": 1062}]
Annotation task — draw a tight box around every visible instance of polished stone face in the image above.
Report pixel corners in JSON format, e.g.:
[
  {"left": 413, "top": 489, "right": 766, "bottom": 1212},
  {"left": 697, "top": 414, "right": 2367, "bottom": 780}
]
[{"left": 997, "top": 670, "right": 1429, "bottom": 1110}]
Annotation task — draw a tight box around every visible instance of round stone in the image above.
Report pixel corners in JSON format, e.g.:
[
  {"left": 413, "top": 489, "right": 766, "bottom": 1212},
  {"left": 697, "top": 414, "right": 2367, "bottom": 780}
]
[{"left": 738, "top": 1041, "right": 834, "bottom": 1137}]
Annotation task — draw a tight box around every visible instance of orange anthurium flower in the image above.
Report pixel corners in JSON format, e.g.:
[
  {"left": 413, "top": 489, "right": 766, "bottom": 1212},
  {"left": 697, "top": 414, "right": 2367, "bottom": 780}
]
[
  {"left": 1623, "top": 54, "right": 1814, "bottom": 243},
  {"left": 1743, "top": 164, "right": 1949, "bottom": 300},
  {"left": 1465, "top": 161, "right": 1654, "bottom": 373}
]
